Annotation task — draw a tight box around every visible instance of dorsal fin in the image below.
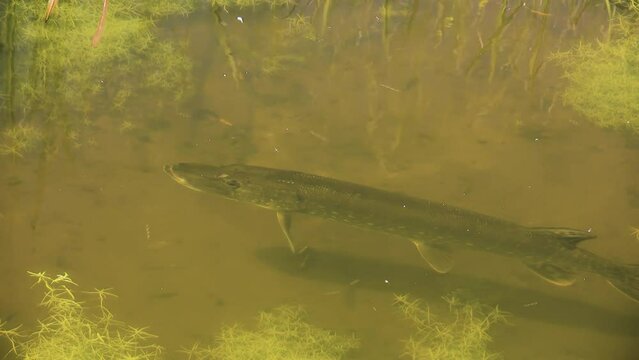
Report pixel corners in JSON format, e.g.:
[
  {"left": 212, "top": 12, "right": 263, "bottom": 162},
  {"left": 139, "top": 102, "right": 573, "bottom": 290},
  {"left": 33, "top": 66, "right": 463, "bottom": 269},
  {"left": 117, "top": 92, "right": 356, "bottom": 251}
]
[{"left": 528, "top": 227, "right": 596, "bottom": 249}]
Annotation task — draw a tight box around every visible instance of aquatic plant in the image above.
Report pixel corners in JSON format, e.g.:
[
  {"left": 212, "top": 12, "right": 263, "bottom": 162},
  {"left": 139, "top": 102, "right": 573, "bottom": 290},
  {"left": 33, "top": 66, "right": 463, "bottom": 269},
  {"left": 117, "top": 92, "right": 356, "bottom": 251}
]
[
  {"left": 0, "top": 271, "right": 357, "bottom": 359},
  {"left": 465, "top": 0, "right": 525, "bottom": 81},
  {"left": 394, "top": 294, "right": 507, "bottom": 360},
  {"left": 14, "top": 0, "right": 194, "bottom": 106},
  {"left": 0, "top": 0, "right": 195, "bottom": 156},
  {"left": 184, "top": 305, "right": 359, "bottom": 360},
  {"left": 550, "top": 0, "right": 639, "bottom": 133},
  {"left": 0, "top": 123, "right": 44, "bottom": 158},
  {"left": 210, "top": 0, "right": 295, "bottom": 8},
  {"left": 607, "top": 0, "right": 639, "bottom": 15},
  {"left": 631, "top": 226, "right": 639, "bottom": 241},
  {"left": 553, "top": 31, "right": 639, "bottom": 133},
  {"left": 260, "top": 14, "right": 316, "bottom": 75},
  {"left": 0, "top": 271, "right": 162, "bottom": 360},
  {"left": 206, "top": 1, "right": 317, "bottom": 88}
]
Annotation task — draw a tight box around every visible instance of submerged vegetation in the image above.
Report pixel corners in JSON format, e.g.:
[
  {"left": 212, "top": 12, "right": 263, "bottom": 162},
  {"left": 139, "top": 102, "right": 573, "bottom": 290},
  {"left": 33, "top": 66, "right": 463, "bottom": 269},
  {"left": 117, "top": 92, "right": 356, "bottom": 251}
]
[
  {"left": 0, "top": 271, "right": 163, "bottom": 360},
  {"left": 548, "top": 1, "right": 639, "bottom": 133},
  {"left": 0, "top": 272, "right": 358, "bottom": 359},
  {"left": 394, "top": 294, "right": 508, "bottom": 360},
  {"left": 0, "top": 276, "right": 509, "bottom": 359},
  {"left": 2, "top": 0, "right": 638, "bottom": 160},
  {"left": 184, "top": 305, "right": 359, "bottom": 360},
  {"left": 210, "top": 0, "right": 294, "bottom": 8},
  {"left": 0, "top": 123, "right": 44, "bottom": 157},
  {"left": 1, "top": 2, "right": 638, "bottom": 359},
  {"left": 0, "top": 0, "right": 196, "bottom": 156},
  {"left": 554, "top": 28, "right": 639, "bottom": 133}
]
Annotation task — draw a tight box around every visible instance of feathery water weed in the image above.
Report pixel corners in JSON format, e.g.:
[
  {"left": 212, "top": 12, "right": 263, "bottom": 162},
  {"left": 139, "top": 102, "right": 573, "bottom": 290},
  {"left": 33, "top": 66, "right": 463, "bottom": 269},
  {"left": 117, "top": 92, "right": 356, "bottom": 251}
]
[
  {"left": 183, "top": 305, "right": 358, "bottom": 360},
  {"left": 394, "top": 293, "right": 508, "bottom": 360},
  {"left": 0, "top": 271, "right": 162, "bottom": 360}
]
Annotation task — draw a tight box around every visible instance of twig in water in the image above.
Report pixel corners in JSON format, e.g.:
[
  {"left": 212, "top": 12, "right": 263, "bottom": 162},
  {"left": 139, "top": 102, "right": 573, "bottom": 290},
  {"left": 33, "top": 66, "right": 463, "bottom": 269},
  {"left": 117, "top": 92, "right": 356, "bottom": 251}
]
[
  {"left": 44, "top": 0, "right": 59, "bottom": 22},
  {"left": 92, "top": 0, "right": 109, "bottom": 47}
]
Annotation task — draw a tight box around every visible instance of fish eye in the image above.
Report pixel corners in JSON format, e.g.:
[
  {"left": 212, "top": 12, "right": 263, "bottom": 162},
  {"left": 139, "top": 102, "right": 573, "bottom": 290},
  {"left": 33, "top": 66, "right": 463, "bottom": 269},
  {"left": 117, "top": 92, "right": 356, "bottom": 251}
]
[{"left": 224, "top": 178, "right": 241, "bottom": 189}]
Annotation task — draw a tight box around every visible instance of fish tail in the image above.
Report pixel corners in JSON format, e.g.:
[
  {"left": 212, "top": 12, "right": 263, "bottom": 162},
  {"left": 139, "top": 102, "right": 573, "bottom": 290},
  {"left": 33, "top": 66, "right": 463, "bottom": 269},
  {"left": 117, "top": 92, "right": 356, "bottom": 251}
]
[{"left": 606, "top": 264, "right": 639, "bottom": 303}]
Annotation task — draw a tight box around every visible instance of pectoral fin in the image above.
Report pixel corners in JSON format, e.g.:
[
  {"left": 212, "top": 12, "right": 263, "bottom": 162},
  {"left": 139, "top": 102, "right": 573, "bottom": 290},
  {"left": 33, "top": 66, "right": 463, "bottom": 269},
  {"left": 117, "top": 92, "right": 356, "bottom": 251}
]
[
  {"left": 412, "top": 240, "right": 454, "bottom": 274},
  {"left": 276, "top": 211, "right": 298, "bottom": 254},
  {"left": 524, "top": 261, "right": 576, "bottom": 286}
]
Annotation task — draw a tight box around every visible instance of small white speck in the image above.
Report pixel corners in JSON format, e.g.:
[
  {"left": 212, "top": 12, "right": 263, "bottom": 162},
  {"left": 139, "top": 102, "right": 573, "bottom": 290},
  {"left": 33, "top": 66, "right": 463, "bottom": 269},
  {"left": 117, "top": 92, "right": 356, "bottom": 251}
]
[
  {"left": 384, "top": 279, "right": 390, "bottom": 284},
  {"left": 236, "top": 16, "right": 243, "bottom": 23}
]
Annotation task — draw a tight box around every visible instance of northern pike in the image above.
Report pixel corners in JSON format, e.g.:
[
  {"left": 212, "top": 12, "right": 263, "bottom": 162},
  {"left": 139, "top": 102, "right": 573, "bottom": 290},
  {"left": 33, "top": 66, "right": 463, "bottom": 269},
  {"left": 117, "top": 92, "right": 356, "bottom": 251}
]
[{"left": 164, "top": 162, "right": 639, "bottom": 303}]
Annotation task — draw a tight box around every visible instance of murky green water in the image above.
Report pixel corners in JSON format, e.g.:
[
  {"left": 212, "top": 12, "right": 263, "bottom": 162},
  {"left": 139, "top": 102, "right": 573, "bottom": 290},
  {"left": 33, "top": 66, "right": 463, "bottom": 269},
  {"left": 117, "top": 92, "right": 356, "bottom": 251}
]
[{"left": 1, "top": 1, "right": 639, "bottom": 359}]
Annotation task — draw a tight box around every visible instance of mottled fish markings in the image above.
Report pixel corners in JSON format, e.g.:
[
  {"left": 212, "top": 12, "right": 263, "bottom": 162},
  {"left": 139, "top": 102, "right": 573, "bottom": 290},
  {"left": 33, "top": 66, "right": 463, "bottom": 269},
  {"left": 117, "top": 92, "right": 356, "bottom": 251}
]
[{"left": 165, "top": 163, "right": 639, "bottom": 303}]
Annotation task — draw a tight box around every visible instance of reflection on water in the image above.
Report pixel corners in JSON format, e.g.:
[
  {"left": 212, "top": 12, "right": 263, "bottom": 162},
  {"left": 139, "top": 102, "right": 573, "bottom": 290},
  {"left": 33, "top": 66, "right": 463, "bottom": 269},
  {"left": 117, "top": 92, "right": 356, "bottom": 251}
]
[{"left": 1, "top": 1, "right": 639, "bottom": 359}]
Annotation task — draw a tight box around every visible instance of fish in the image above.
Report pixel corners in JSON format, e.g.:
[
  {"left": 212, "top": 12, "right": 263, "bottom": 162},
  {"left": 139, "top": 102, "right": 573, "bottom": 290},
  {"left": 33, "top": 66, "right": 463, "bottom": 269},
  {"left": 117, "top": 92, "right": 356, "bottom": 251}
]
[{"left": 164, "top": 162, "right": 639, "bottom": 303}]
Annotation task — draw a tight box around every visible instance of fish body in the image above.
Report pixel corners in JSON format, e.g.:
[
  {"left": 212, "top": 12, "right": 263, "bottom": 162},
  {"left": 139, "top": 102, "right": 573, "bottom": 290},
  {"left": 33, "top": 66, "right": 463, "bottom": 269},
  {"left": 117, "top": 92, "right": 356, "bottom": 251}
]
[{"left": 165, "top": 163, "right": 639, "bottom": 302}]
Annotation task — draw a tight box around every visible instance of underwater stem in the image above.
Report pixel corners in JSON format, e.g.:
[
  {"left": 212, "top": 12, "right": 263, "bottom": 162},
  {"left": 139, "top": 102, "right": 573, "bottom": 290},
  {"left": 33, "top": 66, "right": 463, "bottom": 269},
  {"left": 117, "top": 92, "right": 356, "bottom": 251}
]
[
  {"left": 213, "top": 6, "right": 242, "bottom": 86},
  {"left": 321, "top": 0, "right": 331, "bottom": 38},
  {"left": 526, "top": 0, "right": 550, "bottom": 86},
  {"left": 91, "top": 0, "right": 109, "bottom": 47},
  {"left": 3, "top": 0, "right": 17, "bottom": 125},
  {"left": 382, "top": 0, "right": 391, "bottom": 59},
  {"left": 465, "top": 0, "right": 524, "bottom": 80}
]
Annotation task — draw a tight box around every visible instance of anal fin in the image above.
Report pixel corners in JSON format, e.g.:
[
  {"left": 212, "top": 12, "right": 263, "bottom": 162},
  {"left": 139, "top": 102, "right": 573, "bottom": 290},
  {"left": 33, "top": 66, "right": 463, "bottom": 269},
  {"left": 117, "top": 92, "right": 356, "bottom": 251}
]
[
  {"left": 412, "top": 240, "right": 454, "bottom": 274},
  {"left": 524, "top": 261, "right": 576, "bottom": 287}
]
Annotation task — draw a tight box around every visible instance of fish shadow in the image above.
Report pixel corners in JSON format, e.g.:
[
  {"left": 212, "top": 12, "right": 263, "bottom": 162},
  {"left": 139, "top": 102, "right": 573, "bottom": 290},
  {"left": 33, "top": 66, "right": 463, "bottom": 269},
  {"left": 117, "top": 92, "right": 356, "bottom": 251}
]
[{"left": 255, "top": 246, "right": 639, "bottom": 336}]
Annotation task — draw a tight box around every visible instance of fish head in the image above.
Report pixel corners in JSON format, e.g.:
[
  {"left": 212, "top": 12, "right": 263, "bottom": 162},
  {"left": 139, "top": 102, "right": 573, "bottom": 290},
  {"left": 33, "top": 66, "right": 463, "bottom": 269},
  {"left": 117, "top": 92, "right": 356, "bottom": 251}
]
[{"left": 164, "top": 163, "right": 305, "bottom": 211}]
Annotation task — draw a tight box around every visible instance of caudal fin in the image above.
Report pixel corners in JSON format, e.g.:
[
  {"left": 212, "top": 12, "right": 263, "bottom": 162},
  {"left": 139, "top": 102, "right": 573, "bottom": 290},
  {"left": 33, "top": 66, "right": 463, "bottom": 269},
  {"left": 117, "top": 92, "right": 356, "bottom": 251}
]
[{"left": 606, "top": 264, "right": 639, "bottom": 303}]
